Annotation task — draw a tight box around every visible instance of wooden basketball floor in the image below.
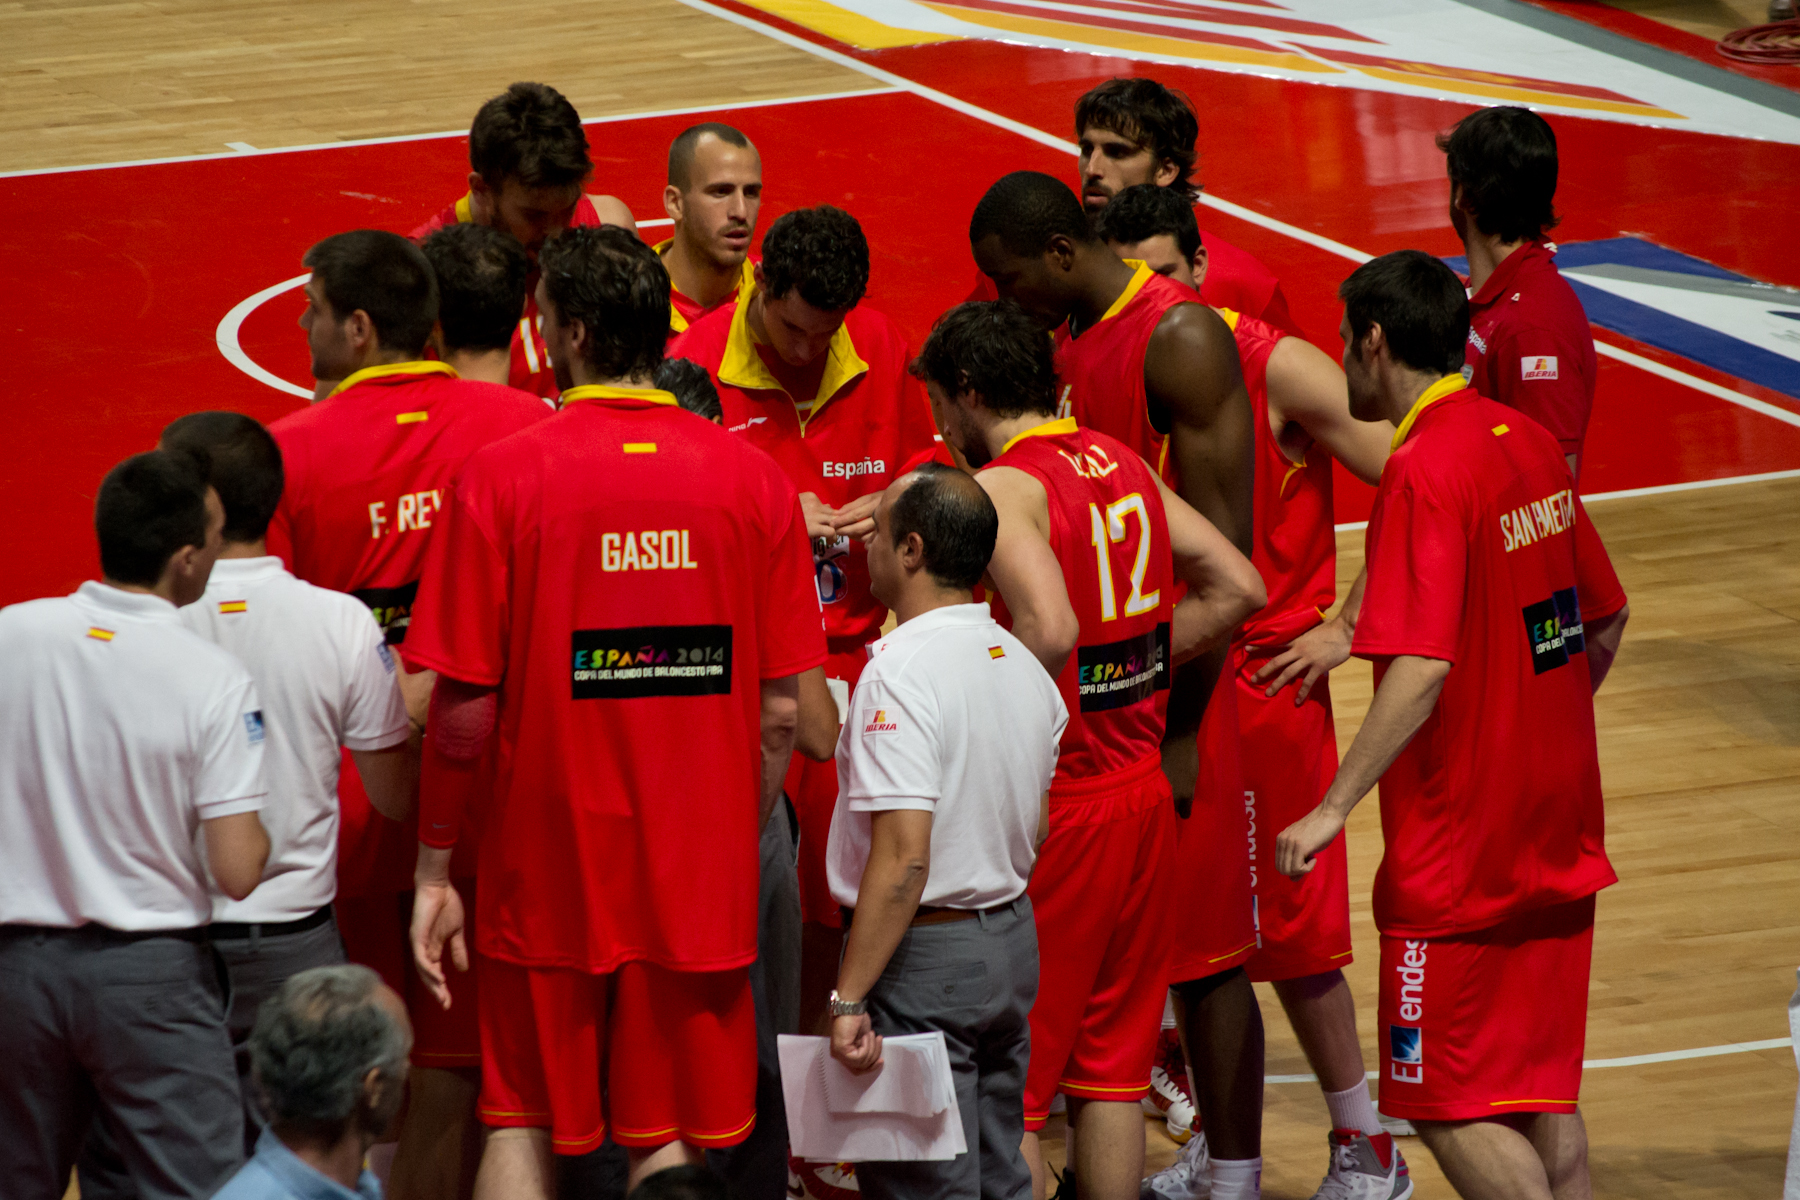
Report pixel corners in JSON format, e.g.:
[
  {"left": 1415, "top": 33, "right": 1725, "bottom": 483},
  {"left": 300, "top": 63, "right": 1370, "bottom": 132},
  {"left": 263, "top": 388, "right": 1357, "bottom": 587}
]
[{"left": 6, "top": 1, "right": 1796, "bottom": 1196}]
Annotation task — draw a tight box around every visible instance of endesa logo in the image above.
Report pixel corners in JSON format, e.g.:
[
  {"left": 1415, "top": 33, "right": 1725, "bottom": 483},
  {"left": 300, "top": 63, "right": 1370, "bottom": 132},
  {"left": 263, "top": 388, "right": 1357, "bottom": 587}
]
[
  {"left": 1390, "top": 939, "right": 1427, "bottom": 1083},
  {"left": 822, "top": 457, "right": 886, "bottom": 480},
  {"left": 863, "top": 708, "right": 899, "bottom": 733}
]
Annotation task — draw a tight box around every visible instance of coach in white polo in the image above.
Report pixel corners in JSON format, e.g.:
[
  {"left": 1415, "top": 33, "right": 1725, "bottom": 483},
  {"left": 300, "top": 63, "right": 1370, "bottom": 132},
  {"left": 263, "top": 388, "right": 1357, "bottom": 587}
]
[
  {"left": 164, "top": 411, "right": 417, "bottom": 1149},
  {"left": 826, "top": 463, "right": 1067, "bottom": 1200},
  {"left": 0, "top": 448, "right": 272, "bottom": 1200}
]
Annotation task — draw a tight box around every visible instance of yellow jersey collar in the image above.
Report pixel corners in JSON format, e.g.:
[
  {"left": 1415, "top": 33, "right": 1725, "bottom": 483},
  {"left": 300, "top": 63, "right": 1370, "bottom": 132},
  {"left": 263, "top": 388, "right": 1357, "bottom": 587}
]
[
  {"left": 560, "top": 384, "right": 679, "bottom": 408},
  {"left": 1000, "top": 416, "right": 1077, "bottom": 456},
  {"left": 655, "top": 238, "right": 757, "bottom": 334},
  {"left": 1097, "top": 261, "right": 1153, "bottom": 325},
  {"left": 454, "top": 193, "right": 474, "bottom": 224},
  {"left": 1215, "top": 307, "right": 1241, "bottom": 331},
  {"left": 718, "top": 293, "right": 870, "bottom": 416},
  {"left": 1390, "top": 374, "right": 1469, "bottom": 449},
  {"left": 329, "top": 360, "right": 458, "bottom": 399}
]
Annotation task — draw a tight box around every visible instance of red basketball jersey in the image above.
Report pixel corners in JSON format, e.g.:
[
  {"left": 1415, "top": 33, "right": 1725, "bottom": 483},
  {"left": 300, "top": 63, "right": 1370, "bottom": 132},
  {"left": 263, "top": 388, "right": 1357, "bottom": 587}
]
[
  {"left": 409, "top": 194, "right": 604, "bottom": 401},
  {"left": 1055, "top": 263, "right": 1200, "bottom": 488},
  {"left": 986, "top": 419, "right": 1174, "bottom": 784},
  {"left": 1221, "top": 309, "right": 1338, "bottom": 650}
]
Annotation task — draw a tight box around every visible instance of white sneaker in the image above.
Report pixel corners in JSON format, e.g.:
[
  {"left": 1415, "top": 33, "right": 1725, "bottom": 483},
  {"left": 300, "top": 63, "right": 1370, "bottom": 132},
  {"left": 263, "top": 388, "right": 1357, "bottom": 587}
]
[
  {"left": 1140, "top": 1026, "right": 1197, "bottom": 1142},
  {"left": 1374, "top": 1106, "right": 1416, "bottom": 1139},
  {"left": 1308, "top": 1130, "right": 1412, "bottom": 1200},
  {"left": 1140, "top": 1129, "right": 1210, "bottom": 1200}
]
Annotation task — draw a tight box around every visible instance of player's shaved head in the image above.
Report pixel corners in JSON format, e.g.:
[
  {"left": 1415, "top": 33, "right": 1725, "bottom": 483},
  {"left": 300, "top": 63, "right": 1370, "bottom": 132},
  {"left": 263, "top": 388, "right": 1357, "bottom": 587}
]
[
  {"left": 1075, "top": 78, "right": 1200, "bottom": 202},
  {"left": 539, "top": 226, "right": 671, "bottom": 380},
  {"left": 887, "top": 464, "right": 998, "bottom": 591},
  {"left": 969, "top": 171, "right": 1097, "bottom": 258},
  {"left": 668, "top": 123, "right": 754, "bottom": 191},
  {"left": 1093, "top": 183, "right": 1200, "bottom": 264},
  {"left": 303, "top": 230, "right": 438, "bottom": 357},
  {"left": 470, "top": 82, "right": 592, "bottom": 190},
  {"left": 159, "top": 412, "right": 284, "bottom": 545},
  {"left": 911, "top": 300, "right": 1057, "bottom": 420}
]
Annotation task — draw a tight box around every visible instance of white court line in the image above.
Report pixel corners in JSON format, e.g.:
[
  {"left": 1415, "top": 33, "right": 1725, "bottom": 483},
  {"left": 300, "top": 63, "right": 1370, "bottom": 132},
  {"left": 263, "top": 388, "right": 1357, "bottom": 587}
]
[
  {"left": 0, "top": 86, "right": 900, "bottom": 179},
  {"left": 673, "top": 0, "right": 1799, "bottom": 433},
  {"left": 1266, "top": 1036, "right": 1794, "bottom": 1083},
  {"left": 217, "top": 273, "right": 312, "bottom": 400},
  {"left": 1330, "top": 465, "right": 1800, "bottom": 532}
]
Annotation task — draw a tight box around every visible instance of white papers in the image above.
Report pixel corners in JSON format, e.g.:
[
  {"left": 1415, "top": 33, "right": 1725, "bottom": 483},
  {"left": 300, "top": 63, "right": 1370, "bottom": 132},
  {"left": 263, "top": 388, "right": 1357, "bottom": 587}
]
[{"left": 778, "top": 1033, "right": 966, "bottom": 1162}]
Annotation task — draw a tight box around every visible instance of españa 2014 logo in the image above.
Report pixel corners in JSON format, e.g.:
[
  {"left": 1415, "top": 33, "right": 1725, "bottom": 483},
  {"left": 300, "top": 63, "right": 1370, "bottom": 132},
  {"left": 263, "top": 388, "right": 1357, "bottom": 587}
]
[{"left": 570, "top": 625, "right": 733, "bottom": 699}]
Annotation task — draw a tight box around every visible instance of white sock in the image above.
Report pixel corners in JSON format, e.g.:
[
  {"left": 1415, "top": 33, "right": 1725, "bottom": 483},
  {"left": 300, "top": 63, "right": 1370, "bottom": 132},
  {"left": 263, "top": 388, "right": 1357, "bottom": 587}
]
[
  {"left": 1163, "top": 990, "right": 1177, "bottom": 1029},
  {"left": 1324, "top": 1078, "right": 1384, "bottom": 1137},
  {"left": 1210, "top": 1157, "right": 1261, "bottom": 1200}
]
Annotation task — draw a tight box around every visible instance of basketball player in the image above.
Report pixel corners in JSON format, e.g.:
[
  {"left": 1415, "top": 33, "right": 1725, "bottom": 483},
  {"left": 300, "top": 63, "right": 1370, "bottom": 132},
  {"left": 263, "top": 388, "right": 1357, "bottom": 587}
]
[
  {"left": 268, "top": 229, "right": 552, "bottom": 1200},
  {"left": 404, "top": 225, "right": 825, "bottom": 1200},
  {"left": 1442, "top": 107, "right": 1595, "bottom": 478},
  {"left": 1097, "top": 185, "right": 1409, "bottom": 1196},
  {"left": 669, "top": 205, "right": 938, "bottom": 1039},
  {"left": 419, "top": 223, "right": 542, "bottom": 396},
  {"left": 970, "top": 172, "right": 1264, "bottom": 1200},
  {"left": 916, "top": 299, "right": 1266, "bottom": 1200},
  {"left": 1277, "top": 249, "right": 1628, "bottom": 1200},
  {"left": 411, "top": 82, "right": 637, "bottom": 399},
  {"left": 660, "top": 123, "right": 761, "bottom": 332}
]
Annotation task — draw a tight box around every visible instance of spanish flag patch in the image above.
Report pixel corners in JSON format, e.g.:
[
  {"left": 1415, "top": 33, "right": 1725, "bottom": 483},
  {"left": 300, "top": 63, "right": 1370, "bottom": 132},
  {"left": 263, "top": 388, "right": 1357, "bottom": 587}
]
[
  {"left": 86, "top": 627, "right": 115, "bottom": 642},
  {"left": 218, "top": 600, "right": 248, "bottom": 614},
  {"left": 988, "top": 645, "right": 1006, "bottom": 659}
]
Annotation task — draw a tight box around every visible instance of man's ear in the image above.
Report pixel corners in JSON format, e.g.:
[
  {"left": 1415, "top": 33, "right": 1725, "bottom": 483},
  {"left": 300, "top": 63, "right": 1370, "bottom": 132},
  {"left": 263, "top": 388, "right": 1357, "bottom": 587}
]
[
  {"left": 897, "top": 530, "right": 926, "bottom": 571},
  {"left": 346, "top": 310, "right": 377, "bottom": 356},
  {"left": 1046, "top": 234, "right": 1076, "bottom": 273},
  {"left": 468, "top": 171, "right": 490, "bottom": 199},
  {"left": 1153, "top": 158, "right": 1180, "bottom": 189},
  {"left": 566, "top": 315, "right": 590, "bottom": 358},
  {"left": 663, "top": 183, "right": 685, "bottom": 225},
  {"left": 1191, "top": 245, "right": 1209, "bottom": 290},
  {"left": 1362, "top": 321, "right": 1387, "bottom": 365}
]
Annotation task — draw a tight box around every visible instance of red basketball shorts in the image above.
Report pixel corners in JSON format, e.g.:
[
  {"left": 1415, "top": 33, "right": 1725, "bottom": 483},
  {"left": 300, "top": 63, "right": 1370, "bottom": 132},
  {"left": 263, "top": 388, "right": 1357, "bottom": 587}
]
[
  {"left": 1024, "top": 754, "right": 1178, "bottom": 1128},
  {"left": 337, "top": 883, "right": 482, "bottom": 1069},
  {"left": 1377, "top": 894, "right": 1597, "bottom": 1122},
  {"left": 789, "top": 645, "right": 870, "bottom": 929},
  {"left": 1236, "top": 653, "right": 1353, "bottom": 983},
  {"left": 477, "top": 956, "right": 757, "bottom": 1154},
  {"left": 1168, "top": 670, "right": 1257, "bottom": 985}
]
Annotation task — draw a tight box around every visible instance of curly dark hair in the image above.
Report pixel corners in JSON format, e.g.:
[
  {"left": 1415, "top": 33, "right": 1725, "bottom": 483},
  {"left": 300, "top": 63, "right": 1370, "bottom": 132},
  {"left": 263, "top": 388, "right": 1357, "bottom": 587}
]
[
  {"left": 469, "top": 82, "right": 592, "bottom": 190},
  {"left": 1075, "top": 78, "right": 1201, "bottom": 202},
  {"left": 910, "top": 301, "right": 1057, "bottom": 420},
  {"left": 968, "top": 171, "right": 1096, "bottom": 258},
  {"left": 419, "top": 223, "right": 531, "bottom": 353},
  {"left": 1092, "top": 183, "right": 1200, "bottom": 262},
  {"left": 539, "top": 226, "right": 671, "bottom": 380},
  {"left": 1437, "top": 106, "right": 1559, "bottom": 244},
  {"left": 759, "top": 206, "right": 869, "bottom": 311},
  {"left": 654, "top": 357, "right": 723, "bottom": 423}
]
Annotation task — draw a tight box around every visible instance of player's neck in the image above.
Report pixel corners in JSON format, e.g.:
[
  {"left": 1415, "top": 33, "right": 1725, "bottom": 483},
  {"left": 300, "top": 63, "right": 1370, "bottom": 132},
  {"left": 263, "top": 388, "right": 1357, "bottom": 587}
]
[
  {"left": 1462, "top": 232, "right": 1528, "bottom": 295},
  {"left": 1381, "top": 364, "right": 1451, "bottom": 427},
  {"left": 664, "top": 232, "right": 740, "bottom": 309},
  {"left": 1070, "top": 249, "right": 1139, "bottom": 334},
  {"left": 218, "top": 540, "right": 268, "bottom": 561},
  {"left": 984, "top": 411, "right": 1057, "bottom": 461},
  {"left": 566, "top": 364, "right": 657, "bottom": 391},
  {"left": 443, "top": 347, "right": 511, "bottom": 386}
]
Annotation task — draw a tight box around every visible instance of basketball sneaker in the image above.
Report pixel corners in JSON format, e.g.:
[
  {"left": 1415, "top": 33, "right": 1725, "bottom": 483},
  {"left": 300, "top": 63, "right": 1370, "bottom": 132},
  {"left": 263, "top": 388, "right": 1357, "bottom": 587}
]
[
  {"left": 790, "top": 1156, "right": 861, "bottom": 1200},
  {"left": 1140, "top": 1027, "right": 1197, "bottom": 1142},
  {"left": 1308, "top": 1130, "right": 1411, "bottom": 1200},
  {"left": 1139, "top": 1128, "right": 1209, "bottom": 1200}
]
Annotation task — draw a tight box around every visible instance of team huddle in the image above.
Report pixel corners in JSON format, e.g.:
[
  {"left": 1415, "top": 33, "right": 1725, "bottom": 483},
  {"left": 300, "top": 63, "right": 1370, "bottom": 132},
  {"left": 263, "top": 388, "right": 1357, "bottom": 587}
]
[{"left": 0, "top": 75, "right": 1628, "bottom": 1200}]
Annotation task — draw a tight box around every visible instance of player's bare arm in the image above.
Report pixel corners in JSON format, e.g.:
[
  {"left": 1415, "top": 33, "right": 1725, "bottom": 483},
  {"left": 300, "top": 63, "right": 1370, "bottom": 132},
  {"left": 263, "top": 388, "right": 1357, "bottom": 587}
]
[
  {"left": 395, "top": 660, "right": 438, "bottom": 732},
  {"left": 410, "top": 675, "right": 496, "bottom": 1009},
  {"left": 1274, "top": 654, "right": 1450, "bottom": 878},
  {"left": 1584, "top": 603, "right": 1629, "bottom": 693},
  {"left": 352, "top": 735, "right": 420, "bottom": 822},
  {"left": 1265, "top": 335, "right": 1394, "bottom": 487},
  {"left": 760, "top": 675, "right": 801, "bottom": 828},
  {"left": 794, "top": 667, "right": 841, "bottom": 763},
  {"left": 975, "top": 464, "right": 1081, "bottom": 677},
  {"left": 1154, "top": 472, "right": 1265, "bottom": 664},
  {"left": 588, "top": 194, "right": 639, "bottom": 233},
  {"left": 202, "top": 811, "right": 271, "bottom": 902},
  {"left": 1254, "top": 565, "right": 1366, "bottom": 704}
]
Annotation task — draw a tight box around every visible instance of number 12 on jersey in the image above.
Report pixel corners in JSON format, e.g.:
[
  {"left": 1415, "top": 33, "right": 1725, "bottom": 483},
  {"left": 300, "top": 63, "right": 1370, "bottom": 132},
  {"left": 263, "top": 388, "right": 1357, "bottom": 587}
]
[{"left": 1089, "top": 494, "right": 1160, "bottom": 622}]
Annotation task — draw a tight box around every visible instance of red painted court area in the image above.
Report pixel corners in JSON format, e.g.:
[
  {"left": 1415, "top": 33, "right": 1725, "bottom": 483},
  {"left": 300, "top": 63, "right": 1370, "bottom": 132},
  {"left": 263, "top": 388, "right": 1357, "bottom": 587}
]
[{"left": 5, "top": 35, "right": 1799, "bottom": 605}]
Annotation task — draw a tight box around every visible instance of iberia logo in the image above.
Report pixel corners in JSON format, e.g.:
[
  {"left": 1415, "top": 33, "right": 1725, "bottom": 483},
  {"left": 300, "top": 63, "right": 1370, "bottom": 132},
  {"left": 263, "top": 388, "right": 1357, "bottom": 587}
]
[
  {"left": 864, "top": 708, "right": 899, "bottom": 733},
  {"left": 1521, "top": 356, "right": 1559, "bottom": 381}
]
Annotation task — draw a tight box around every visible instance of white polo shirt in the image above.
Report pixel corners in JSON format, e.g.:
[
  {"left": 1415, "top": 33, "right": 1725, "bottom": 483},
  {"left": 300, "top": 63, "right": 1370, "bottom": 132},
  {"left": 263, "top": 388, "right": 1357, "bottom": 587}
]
[
  {"left": 182, "top": 557, "right": 412, "bottom": 923},
  {"left": 0, "top": 582, "right": 268, "bottom": 932},
  {"left": 827, "top": 603, "right": 1067, "bottom": 911}
]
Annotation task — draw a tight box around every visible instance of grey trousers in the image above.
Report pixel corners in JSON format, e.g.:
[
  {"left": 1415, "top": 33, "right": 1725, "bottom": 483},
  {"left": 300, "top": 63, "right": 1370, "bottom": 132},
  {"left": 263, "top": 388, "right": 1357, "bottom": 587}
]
[
  {"left": 709, "top": 801, "right": 804, "bottom": 1200},
  {"left": 0, "top": 926, "right": 244, "bottom": 1200},
  {"left": 855, "top": 897, "right": 1038, "bottom": 1200}
]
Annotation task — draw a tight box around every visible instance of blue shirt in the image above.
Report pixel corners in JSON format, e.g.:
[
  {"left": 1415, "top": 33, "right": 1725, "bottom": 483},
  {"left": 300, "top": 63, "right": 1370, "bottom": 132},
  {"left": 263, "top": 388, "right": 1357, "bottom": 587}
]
[{"left": 212, "top": 1128, "right": 382, "bottom": 1200}]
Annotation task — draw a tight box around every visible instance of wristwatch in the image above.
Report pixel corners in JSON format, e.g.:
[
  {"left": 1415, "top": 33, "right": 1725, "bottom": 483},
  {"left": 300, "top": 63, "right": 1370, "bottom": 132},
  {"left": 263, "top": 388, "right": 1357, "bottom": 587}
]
[{"left": 828, "top": 990, "right": 868, "bottom": 1017}]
